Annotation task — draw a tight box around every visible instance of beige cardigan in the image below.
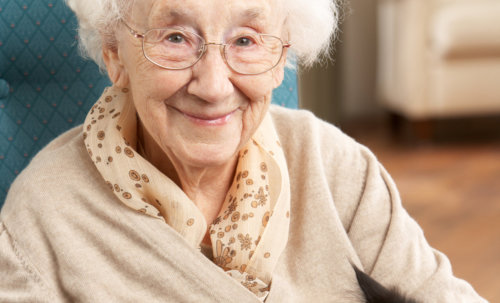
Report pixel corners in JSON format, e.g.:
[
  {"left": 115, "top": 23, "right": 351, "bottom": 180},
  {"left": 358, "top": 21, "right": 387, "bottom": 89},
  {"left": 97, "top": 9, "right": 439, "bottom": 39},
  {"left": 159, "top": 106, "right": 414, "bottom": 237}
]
[{"left": 0, "top": 106, "right": 486, "bottom": 302}]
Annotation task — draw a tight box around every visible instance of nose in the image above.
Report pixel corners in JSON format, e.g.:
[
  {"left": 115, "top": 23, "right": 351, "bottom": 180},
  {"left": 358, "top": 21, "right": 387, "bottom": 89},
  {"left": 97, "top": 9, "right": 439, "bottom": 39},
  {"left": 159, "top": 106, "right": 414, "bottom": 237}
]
[{"left": 187, "top": 44, "right": 234, "bottom": 103}]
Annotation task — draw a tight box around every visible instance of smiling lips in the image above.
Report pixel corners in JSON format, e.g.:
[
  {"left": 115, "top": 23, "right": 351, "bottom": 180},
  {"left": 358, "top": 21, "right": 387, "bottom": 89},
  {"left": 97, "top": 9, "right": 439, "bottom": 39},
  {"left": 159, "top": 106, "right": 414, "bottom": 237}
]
[
  {"left": 181, "top": 109, "right": 237, "bottom": 126},
  {"left": 166, "top": 104, "right": 238, "bottom": 126}
]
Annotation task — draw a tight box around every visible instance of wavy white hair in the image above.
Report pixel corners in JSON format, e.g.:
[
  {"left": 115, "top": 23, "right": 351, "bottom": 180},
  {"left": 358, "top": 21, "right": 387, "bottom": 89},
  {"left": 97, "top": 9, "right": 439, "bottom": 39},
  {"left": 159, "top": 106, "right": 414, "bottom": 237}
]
[{"left": 65, "top": 0, "right": 340, "bottom": 70}]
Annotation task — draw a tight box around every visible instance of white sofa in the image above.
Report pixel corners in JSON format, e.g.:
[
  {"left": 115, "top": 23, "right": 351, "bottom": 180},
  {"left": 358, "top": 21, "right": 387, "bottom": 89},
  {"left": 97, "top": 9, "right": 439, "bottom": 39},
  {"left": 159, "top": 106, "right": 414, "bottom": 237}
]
[{"left": 377, "top": 0, "right": 500, "bottom": 120}]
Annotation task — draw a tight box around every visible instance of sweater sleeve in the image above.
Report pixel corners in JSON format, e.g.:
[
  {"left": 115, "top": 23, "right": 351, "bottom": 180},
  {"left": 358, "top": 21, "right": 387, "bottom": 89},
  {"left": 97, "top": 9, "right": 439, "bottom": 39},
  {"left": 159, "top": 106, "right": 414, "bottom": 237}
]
[
  {"left": 346, "top": 146, "right": 487, "bottom": 303},
  {"left": 0, "top": 222, "right": 53, "bottom": 302}
]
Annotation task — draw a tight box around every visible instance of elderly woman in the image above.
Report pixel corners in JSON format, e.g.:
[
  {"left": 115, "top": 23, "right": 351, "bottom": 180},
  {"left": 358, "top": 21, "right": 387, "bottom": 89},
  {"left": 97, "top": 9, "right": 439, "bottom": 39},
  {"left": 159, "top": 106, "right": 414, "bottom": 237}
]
[{"left": 0, "top": 0, "right": 486, "bottom": 302}]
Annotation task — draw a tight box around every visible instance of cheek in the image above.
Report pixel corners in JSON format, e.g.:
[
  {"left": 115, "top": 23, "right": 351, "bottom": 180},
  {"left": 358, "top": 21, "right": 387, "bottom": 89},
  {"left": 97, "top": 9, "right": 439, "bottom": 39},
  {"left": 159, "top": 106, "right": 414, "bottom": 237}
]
[
  {"left": 128, "top": 71, "right": 191, "bottom": 142},
  {"left": 129, "top": 69, "right": 189, "bottom": 110},
  {"left": 234, "top": 73, "right": 276, "bottom": 104},
  {"left": 122, "top": 46, "right": 189, "bottom": 98},
  {"left": 234, "top": 75, "right": 275, "bottom": 138}
]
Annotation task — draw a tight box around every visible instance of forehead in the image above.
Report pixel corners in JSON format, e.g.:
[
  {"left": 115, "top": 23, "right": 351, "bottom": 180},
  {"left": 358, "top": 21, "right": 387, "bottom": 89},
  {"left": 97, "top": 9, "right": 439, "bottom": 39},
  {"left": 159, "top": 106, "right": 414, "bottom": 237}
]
[{"left": 130, "top": 0, "right": 284, "bottom": 29}]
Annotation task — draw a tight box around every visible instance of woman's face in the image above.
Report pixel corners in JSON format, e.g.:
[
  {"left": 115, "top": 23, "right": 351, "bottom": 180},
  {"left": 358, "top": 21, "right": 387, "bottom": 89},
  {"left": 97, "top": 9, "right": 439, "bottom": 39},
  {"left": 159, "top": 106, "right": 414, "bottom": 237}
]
[{"left": 104, "top": 0, "right": 287, "bottom": 170}]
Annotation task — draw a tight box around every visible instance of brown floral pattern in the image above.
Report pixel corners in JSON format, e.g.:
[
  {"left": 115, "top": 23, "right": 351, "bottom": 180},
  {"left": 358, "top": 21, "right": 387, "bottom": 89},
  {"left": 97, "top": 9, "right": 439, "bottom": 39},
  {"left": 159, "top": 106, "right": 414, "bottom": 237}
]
[
  {"left": 205, "top": 114, "right": 291, "bottom": 301},
  {"left": 238, "top": 233, "right": 252, "bottom": 250},
  {"left": 214, "top": 240, "right": 233, "bottom": 271}
]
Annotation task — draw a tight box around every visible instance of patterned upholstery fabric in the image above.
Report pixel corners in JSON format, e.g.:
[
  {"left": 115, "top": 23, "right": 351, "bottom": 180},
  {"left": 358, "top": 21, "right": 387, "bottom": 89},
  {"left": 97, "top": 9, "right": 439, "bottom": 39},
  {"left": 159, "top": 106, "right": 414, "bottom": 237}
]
[{"left": 0, "top": 0, "right": 298, "bottom": 206}]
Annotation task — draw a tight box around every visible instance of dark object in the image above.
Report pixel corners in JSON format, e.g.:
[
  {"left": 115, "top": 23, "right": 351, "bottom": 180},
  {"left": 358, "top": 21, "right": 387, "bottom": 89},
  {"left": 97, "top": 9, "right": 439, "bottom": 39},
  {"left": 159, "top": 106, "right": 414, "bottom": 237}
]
[{"left": 353, "top": 265, "right": 418, "bottom": 303}]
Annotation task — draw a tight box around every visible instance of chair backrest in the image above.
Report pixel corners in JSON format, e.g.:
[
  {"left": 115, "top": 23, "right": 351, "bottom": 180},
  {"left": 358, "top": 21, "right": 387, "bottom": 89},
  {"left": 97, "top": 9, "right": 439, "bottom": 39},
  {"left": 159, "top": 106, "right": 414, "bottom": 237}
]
[{"left": 0, "top": 0, "right": 298, "bottom": 207}]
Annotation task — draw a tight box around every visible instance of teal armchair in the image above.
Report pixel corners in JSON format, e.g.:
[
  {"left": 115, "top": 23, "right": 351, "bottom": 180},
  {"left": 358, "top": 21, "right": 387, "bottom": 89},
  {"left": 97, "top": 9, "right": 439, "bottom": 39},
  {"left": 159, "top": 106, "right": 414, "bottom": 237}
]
[{"left": 0, "top": 0, "right": 298, "bottom": 206}]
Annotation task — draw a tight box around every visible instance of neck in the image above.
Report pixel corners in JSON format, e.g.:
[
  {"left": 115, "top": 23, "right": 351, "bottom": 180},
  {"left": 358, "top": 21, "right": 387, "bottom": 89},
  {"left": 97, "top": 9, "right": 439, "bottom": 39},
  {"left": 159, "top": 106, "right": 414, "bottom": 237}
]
[{"left": 173, "top": 156, "right": 238, "bottom": 222}]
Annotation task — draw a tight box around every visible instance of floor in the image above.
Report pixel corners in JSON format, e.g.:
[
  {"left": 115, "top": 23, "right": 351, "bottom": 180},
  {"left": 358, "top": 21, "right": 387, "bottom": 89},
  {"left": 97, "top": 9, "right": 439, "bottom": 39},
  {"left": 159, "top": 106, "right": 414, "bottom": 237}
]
[{"left": 343, "top": 117, "right": 500, "bottom": 302}]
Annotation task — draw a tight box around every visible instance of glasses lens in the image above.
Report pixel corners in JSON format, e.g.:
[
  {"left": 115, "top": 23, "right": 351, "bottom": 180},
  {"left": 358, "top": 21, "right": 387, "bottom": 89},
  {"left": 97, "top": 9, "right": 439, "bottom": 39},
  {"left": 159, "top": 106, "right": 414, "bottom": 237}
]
[
  {"left": 225, "top": 34, "right": 283, "bottom": 74},
  {"left": 143, "top": 28, "right": 203, "bottom": 69}
]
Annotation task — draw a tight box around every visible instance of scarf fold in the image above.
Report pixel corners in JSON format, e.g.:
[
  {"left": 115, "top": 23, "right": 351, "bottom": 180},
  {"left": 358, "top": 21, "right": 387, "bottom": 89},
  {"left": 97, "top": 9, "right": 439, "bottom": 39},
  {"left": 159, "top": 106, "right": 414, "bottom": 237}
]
[{"left": 84, "top": 86, "right": 290, "bottom": 300}]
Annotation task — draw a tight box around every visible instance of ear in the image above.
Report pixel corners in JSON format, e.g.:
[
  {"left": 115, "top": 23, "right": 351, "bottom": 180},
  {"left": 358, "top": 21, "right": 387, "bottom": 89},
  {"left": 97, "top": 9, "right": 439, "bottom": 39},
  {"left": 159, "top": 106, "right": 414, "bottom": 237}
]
[
  {"left": 272, "top": 48, "right": 288, "bottom": 89},
  {"left": 102, "top": 46, "right": 129, "bottom": 88}
]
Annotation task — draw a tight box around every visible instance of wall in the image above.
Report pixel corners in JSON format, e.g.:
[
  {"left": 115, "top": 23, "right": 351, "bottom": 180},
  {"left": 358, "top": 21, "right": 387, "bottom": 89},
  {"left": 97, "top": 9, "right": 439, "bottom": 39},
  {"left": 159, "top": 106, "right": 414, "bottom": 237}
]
[
  {"left": 298, "top": 62, "right": 340, "bottom": 124},
  {"left": 299, "top": 0, "right": 381, "bottom": 123}
]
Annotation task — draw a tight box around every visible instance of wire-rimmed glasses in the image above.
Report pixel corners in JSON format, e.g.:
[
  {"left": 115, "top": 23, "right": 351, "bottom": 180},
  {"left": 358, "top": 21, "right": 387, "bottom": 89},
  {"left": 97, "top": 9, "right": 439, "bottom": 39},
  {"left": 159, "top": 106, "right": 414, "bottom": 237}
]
[{"left": 121, "top": 20, "right": 291, "bottom": 75}]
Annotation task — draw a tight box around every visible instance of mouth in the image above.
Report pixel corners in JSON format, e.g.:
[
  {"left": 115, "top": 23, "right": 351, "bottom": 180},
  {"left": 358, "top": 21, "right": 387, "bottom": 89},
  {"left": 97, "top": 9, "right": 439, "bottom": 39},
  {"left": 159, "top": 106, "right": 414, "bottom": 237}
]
[{"left": 168, "top": 105, "right": 238, "bottom": 126}]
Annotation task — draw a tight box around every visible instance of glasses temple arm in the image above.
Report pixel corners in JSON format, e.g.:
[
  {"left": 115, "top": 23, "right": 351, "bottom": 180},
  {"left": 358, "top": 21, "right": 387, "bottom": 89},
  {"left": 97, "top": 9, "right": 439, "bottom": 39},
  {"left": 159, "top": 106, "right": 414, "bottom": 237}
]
[{"left": 120, "top": 19, "right": 145, "bottom": 39}]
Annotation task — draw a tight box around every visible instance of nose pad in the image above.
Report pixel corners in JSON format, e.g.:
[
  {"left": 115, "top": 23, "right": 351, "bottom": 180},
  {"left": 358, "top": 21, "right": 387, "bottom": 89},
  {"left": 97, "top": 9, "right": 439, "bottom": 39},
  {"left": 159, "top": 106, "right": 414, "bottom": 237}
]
[
  {"left": 199, "top": 43, "right": 228, "bottom": 66},
  {"left": 187, "top": 44, "right": 234, "bottom": 103}
]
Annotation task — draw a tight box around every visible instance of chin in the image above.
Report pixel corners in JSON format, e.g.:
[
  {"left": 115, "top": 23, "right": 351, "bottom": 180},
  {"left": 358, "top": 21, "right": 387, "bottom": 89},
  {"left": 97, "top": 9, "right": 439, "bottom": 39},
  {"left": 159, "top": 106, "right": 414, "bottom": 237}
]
[{"left": 175, "top": 142, "right": 241, "bottom": 169}]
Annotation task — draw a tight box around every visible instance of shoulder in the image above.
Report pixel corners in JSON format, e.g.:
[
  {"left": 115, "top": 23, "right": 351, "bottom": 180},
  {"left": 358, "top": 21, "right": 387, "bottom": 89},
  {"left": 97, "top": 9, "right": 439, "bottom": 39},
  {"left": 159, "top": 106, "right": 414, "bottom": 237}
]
[
  {"left": 268, "top": 105, "right": 385, "bottom": 228},
  {"left": 269, "top": 105, "right": 374, "bottom": 174},
  {"left": 1, "top": 125, "right": 101, "bottom": 223},
  {"left": 269, "top": 105, "right": 368, "bottom": 156},
  {"left": 9, "top": 125, "right": 89, "bottom": 179},
  {"left": 6, "top": 124, "right": 92, "bottom": 189},
  {"left": 0, "top": 125, "right": 106, "bottom": 297}
]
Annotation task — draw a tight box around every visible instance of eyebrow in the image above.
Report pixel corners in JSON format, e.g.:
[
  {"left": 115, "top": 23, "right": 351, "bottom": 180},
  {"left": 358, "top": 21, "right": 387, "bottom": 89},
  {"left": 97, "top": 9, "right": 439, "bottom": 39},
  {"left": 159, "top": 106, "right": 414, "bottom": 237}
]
[
  {"left": 150, "top": 7, "right": 192, "bottom": 27},
  {"left": 240, "top": 7, "right": 264, "bottom": 21},
  {"left": 150, "top": 6, "right": 268, "bottom": 29},
  {"left": 168, "top": 8, "right": 189, "bottom": 20},
  {"left": 237, "top": 7, "right": 270, "bottom": 27}
]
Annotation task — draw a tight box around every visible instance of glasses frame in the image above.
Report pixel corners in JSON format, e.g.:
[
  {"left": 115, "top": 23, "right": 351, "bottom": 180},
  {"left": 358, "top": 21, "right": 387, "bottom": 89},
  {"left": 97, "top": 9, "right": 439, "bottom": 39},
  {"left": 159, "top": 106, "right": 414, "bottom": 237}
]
[{"left": 121, "top": 20, "right": 291, "bottom": 75}]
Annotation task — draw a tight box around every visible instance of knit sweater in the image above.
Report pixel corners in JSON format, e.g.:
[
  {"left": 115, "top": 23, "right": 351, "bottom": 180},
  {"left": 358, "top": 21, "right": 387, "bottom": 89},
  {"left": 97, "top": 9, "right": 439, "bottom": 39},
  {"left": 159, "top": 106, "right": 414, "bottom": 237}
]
[{"left": 0, "top": 105, "right": 486, "bottom": 302}]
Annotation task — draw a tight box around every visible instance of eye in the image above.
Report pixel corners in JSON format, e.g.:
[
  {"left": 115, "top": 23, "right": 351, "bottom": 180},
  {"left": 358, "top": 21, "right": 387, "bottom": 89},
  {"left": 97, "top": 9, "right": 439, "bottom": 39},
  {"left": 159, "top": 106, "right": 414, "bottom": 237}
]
[
  {"left": 233, "top": 36, "right": 254, "bottom": 47},
  {"left": 167, "top": 33, "right": 186, "bottom": 44}
]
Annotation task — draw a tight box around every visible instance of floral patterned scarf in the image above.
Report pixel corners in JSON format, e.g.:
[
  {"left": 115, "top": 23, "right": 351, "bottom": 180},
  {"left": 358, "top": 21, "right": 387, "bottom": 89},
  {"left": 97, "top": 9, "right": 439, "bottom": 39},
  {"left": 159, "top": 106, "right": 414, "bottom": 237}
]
[{"left": 83, "top": 86, "right": 290, "bottom": 300}]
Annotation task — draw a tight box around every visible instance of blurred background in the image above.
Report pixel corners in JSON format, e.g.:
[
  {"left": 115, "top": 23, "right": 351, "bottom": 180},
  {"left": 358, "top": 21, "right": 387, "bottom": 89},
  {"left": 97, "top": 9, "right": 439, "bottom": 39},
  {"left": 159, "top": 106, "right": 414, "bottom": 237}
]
[{"left": 299, "top": 0, "right": 500, "bottom": 301}]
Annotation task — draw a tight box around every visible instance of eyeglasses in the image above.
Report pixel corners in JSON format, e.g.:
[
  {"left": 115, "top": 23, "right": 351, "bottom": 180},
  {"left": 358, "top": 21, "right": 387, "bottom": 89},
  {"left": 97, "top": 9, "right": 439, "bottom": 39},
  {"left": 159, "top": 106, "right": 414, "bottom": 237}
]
[{"left": 121, "top": 20, "right": 291, "bottom": 75}]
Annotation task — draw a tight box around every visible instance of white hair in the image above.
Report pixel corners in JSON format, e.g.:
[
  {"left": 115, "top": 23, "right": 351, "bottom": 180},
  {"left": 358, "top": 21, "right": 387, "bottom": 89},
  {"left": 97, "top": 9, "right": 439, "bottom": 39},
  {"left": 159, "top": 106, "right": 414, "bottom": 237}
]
[{"left": 65, "top": 0, "right": 340, "bottom": 70}]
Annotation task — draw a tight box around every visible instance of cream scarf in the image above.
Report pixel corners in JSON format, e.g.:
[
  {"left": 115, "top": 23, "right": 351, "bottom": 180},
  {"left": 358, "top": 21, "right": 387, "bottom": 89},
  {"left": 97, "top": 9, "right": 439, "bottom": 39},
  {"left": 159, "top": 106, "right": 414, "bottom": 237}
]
[{"left": 83, "top": 86, "right": 290, "bottom": 300}]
